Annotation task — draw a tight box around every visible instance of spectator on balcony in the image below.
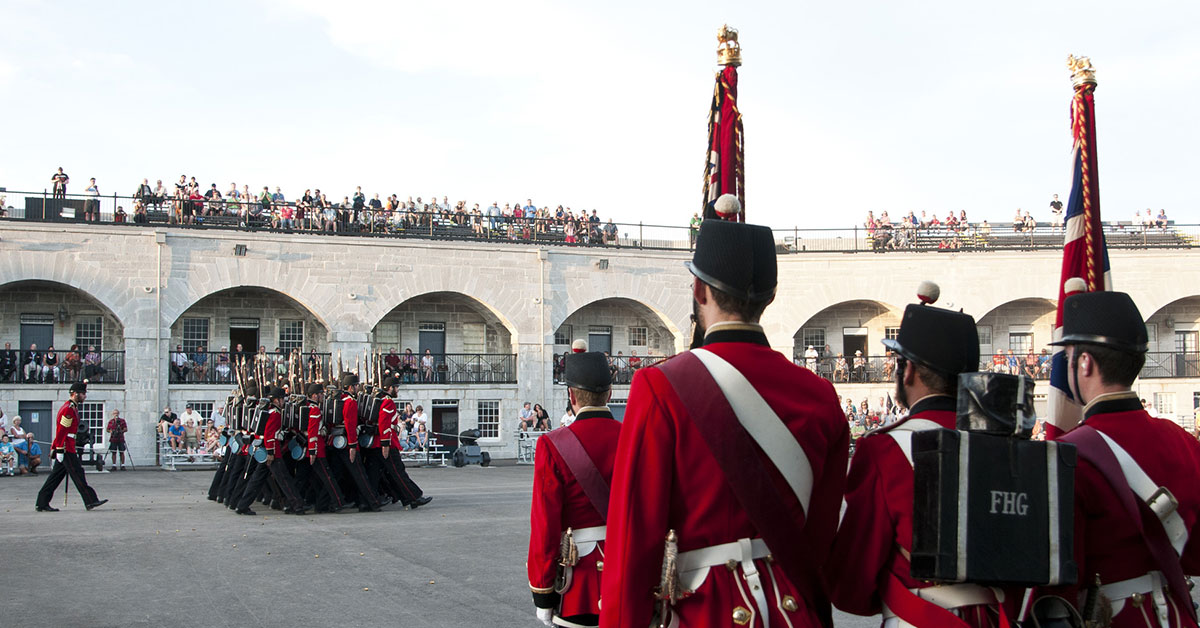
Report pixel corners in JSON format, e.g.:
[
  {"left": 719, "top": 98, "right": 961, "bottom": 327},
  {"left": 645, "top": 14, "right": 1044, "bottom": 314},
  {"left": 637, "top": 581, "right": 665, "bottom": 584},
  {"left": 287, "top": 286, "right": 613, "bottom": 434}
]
[
  {"left": 170, "top": 345, "right": 191, "bottom": 382},
  {"left": 1036, "top": 349, "right": 1052, "bottom": 379},
  {"left": 1023, "top": 349, "right": 1038, "bottom": 378},
  {"left": 83, "top": 344, "right": 106, "bottom": 381},
  {"left": 400, "top": 349, "right": 417, "bottom": 383},
  {"left": 51, "top": 167, "right": 69, "bottom": 199},
  {"left": 882, "top": 350, "right": 896, "bottom": 381},
  {"left": 61, "top": 344, "right": 82, "bottom": 382},
  {"left": 804, "top": 344, "right": 818, "bottom": 371},
  {"left": 1, "top": 342, "right": 17, "bottom": 382},
  {"left": 22, "top": 343, "right": 44, "bottom": 383},
  {"left": 192, "top": 346, "right": 209, "bottom": 382},
  {"left": 421, "top": 349, "right": 435, "bottom": 382},
  {"left": 852, "top": 350, "right": 866, "bottom": 382},
  {"left": 628, "top": 350, "right": 643, "bottom": 372},
  {"left": 834, "top": 353, "right": 848, "bottom": 382},
  {"left": 990, "top": 352, "right": 1006, "bottom": 373},
  {"left": 1006, "top": 349, "right": 1020, "bottom": 375},
  {"left": 1049, "top": 194, "right": 1064, "bottom": 232},
  {"left": 385, "top": 349, "right": 401, "bottom": 375},
  {"left": 42, "top": 346, "right": 59, "bottom": 383},
  {"left": 14, "top": 432, "right": 41, "bottom": 475}
]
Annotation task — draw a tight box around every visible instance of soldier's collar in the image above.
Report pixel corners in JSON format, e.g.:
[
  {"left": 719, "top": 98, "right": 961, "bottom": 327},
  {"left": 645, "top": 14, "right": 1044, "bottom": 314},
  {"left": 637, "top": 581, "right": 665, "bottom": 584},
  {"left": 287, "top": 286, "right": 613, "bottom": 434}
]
[
  {"left": 906, "top": 394, "right": 956, "bottom": 417},
  {"left": 1082, "top": 390, "right": 1142, "bottom": 420},
  {"left": 703, "top": 322, "right": 769, "bottom": 347},
  {"left": 574, "top": 406, "right": 613, "bottom": 421}
]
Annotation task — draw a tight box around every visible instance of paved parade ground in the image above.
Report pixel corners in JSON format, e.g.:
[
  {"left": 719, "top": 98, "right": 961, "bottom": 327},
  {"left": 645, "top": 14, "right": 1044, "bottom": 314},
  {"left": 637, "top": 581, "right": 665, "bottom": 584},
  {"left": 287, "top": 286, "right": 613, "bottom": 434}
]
[{"left": 0, "top": 463, "right": 878, "bottom": 628}]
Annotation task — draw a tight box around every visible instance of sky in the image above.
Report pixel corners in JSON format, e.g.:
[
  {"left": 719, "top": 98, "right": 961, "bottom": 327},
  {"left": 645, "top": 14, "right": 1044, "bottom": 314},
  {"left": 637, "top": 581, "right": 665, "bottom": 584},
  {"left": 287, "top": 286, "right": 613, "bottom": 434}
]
[{"left": 1, "top": 0, "right": 1197, "bottom": 230}]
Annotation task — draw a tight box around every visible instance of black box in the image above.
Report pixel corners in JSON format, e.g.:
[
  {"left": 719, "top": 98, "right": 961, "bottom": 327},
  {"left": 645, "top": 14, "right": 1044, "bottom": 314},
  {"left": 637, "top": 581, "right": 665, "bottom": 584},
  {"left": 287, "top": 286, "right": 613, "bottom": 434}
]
[{"left": 911, "top": 429, "right": 1077, "bottom": 586}]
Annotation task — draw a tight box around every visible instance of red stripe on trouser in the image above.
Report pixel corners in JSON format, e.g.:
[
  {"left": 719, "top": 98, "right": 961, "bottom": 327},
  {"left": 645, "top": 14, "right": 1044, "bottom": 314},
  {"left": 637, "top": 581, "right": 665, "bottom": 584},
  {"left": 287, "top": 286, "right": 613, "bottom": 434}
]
[
  {"left": 314, "top": 461, "right": 343, "bottom": 508},
  {"left": 386, "top": 456, "right": 418, "bottom": 500}
]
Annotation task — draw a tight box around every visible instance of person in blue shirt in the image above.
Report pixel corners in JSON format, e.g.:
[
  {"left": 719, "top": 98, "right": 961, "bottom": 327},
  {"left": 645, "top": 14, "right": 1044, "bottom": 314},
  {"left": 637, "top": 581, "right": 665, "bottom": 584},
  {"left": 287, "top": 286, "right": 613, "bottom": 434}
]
[
  {"left": 13, "top": 432, "right": 42, "bottom": 475},
  {"left": 0, "top": 433, "right": 15, "bottom": 475}
]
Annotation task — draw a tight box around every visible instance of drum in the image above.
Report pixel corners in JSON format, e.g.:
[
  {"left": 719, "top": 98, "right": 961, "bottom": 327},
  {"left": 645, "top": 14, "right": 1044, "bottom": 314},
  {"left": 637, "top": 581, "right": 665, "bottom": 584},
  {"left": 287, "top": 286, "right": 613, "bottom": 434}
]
[
  {"left": 331, "top": 434, "right": 348, "bottom": 450},
  {"left": 218, "top": 434, "right": 229, "bottom": 447},
  {"left": 252, "top": 446, "right": 268, "bottom": 463},
  {"left": 358, "top": 433, "right": 375, "bottom": 448},
  {"left": 288, "top": 437, "right": 305, "bottom": 460}
]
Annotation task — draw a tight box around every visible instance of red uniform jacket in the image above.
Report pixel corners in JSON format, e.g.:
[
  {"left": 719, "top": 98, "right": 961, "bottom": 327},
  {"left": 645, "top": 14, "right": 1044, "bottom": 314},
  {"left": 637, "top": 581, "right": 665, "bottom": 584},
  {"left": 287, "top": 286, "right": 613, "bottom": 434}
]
[
  {"left": 826, "top": 395, "right": 1010, "bottom": 626},
  {"left": 599, "top": 325, "right": 849, "bottom": 628},
  {"left": 306, "top": 404, "right": 326, "bottom": 458},
  {"left": 374, "top": 397, "right": 395, "bottom": 450},
  {"left": 264, "top": 407, "right": 282, "bottom": 456},
  {"left": 527, "top": 407, "right": 620, "bottom": 618},
  {"left": 1046, "top": 392, "right": 1200, "bottom": 628},
  {"left": 334, "top": 393, "right": 358, "bottom": 449},
  {"left": 53, "top": 401, "right": 79, "bottom": 453}
]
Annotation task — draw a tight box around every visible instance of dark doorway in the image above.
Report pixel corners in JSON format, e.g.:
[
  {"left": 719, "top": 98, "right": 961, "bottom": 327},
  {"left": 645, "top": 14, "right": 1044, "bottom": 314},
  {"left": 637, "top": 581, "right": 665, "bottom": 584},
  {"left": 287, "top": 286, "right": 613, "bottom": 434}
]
[
  {"left": 20, "top": 321, "right": 54, "bottom": 354},
  {"left": 588, "top": 326, "right": 612, "bottom": 355},
  {"left": 419, "top": 323, "right": 446, "bottom": 382},
  {"left": 431, "top": 400, "right": 458, "bottom": 450},
  {"left": 842, "top": 333, "right": 867, "bottom": 358},
  {"left": 18, "top": 401, "right": 54, "bottom": 445},
  {"left": 229, "top": 326, "right": 259, "bottom": 359}
]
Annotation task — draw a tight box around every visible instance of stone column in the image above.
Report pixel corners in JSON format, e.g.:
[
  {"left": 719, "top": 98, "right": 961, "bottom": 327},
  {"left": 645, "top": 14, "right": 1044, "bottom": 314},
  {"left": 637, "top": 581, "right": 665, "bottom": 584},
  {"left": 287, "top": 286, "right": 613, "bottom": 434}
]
[
  {"left": 123, "top": 328, "right": 162, "bottom": 463},
  {"left": 327, "top": 330, "right": 371, "bottom": 378}
]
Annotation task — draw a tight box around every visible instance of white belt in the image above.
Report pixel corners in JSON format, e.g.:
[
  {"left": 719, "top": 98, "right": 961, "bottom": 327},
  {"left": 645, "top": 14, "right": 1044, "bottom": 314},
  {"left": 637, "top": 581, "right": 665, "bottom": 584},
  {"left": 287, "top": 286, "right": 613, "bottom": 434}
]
[
  {"left": 67, "top": 433, "right": 76, "bottom": 439},
  {"left": 677, "top": 538, "right": 773, "bottom": 628},
  {"left": 571, "top": 525, "right": 606, "bottom": 544},
  {"left": 1096, "top": 431, "right": 1189, "bottom": 555},
  {"left": 881, "top": 583, "right": 1000, "bottom": 622},
  {"left": 1099, "top": 571, "right": 1170, "bottom": 626}
]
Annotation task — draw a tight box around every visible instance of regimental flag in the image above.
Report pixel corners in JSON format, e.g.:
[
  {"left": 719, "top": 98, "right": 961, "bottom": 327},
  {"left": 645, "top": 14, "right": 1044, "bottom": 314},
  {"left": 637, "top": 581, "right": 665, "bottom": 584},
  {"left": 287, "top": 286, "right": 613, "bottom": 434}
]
[
  {"left": 702, "top": 26, "right": 745, "bottom": 222},
  {"left": 1046, "top": 56, "right": 1112, "bottom": 436}
]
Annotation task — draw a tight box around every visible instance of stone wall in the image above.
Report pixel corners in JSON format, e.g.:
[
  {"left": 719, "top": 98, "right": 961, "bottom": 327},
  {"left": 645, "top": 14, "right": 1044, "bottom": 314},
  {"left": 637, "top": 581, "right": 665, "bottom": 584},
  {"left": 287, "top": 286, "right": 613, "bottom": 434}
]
[{"left": 4, "top": 222, "right": 1200, "bottom": 456}]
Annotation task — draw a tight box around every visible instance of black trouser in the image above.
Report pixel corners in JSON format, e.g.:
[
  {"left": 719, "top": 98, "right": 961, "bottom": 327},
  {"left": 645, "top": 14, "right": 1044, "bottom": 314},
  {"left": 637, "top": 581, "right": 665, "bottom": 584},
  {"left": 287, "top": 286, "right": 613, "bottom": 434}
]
[
  {"left": 384, "top": 446, "right": 427, "bottom": 506},
  {"left": 208, "top": 453, "right": 229, "bottom": 499},
  {"left": 221, "top": 454, "right": 246, "bottom": 502},
  {"left": 329, "top": 447, "right": 379, "bottom": 509},
  {"left": 236, "top": 460, "right": 271, "bottom": 512},
  {"left": 288, "top": 456, "right": 312, "bottom": 504},
  {"left": 267, "top": 458, "right": 303, "bottom": 511},
  {"left": 36, "top": 452, "right": 99, "bottom": 508},
  {"left": 229, "top": 457, "right": 257, "bottom": 509},
  {"left": 309, "top": 456, "right": 346, "bottom": 511}
]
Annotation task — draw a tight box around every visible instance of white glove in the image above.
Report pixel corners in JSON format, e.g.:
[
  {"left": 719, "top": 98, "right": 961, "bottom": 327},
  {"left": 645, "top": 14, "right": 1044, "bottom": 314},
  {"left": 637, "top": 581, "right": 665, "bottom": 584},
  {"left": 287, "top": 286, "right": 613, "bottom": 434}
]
[{"left": 535, "top": 607, "right": 553, "bottom": 626}]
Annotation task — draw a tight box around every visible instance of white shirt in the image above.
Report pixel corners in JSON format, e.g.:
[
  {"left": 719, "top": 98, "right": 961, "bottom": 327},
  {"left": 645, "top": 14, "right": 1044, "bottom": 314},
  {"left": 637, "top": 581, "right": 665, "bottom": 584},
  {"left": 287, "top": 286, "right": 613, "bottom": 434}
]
[
  {"left": 181, "top": 409, "right": 199, "bottom": 425},
  {"left": 210, "top": 409, "right": 226, "bottom": 428},
  {"left": 412, "top": 411, "right": 427, "bottom": 428},
  {"left": 560, "top": 412, "right": 575, "bottom": 428}
]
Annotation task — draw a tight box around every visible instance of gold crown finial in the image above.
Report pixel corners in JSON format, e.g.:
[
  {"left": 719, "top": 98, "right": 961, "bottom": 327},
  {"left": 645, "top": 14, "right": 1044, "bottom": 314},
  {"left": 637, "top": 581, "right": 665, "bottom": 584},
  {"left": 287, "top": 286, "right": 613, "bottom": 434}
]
[
  {"left": 717, "top": 24, "right": 742, "bottom": 67},
  {"left": 1067, "top": 55, "right": 1096, "bottom": 88}
]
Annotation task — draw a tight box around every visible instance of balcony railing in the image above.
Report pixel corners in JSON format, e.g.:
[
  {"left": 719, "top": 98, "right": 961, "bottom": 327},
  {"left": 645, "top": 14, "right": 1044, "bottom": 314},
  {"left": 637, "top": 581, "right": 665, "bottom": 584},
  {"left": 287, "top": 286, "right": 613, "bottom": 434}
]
[
  {"left": 2, "top": 350, "right": 125, "bottom": 385},
  {"left": 168, "top": 352, "right": 516, "bottom": 385},
  {"left": 553, "top": 355, "right": 669, "bottom": 385},
  {"left": 4, "top": 189, "right": 1198, "bottom": 253},
  {"left": 1140, "top": 352, "right": 1200, "bottom": 379}
]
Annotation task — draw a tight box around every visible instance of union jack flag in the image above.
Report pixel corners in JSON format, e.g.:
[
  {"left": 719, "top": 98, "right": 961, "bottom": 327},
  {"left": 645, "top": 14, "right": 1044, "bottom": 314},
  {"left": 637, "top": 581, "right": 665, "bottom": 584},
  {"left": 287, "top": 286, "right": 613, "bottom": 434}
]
[{"left": 1046, "top": 57, "right": 1111, "bottom": 435}]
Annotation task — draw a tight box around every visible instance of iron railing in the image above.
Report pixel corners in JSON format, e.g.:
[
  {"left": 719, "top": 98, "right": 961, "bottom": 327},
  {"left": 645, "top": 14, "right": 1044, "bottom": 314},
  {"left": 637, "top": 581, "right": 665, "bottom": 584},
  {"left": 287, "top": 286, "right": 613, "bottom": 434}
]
[
  {"left": 168, "top": 351, "right": 517, "bottom": 385},
  {"left": 3, "top": 189, "right": 1196, "bottom": 253},
  {"left": 1140, "top": 352, "right": 1200, "bottom": 379},
  {"left": 3, "top": 350, "right": 125, "bottom": 385}
]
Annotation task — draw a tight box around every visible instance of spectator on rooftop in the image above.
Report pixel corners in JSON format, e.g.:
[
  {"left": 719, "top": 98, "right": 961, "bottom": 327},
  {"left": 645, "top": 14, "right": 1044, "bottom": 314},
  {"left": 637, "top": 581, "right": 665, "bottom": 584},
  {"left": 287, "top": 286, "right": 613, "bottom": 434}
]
[
  {"left": 51, "top": 167, "right": 69, "bottom": 199},
  {"left": 1156, "top": 208, "right": 1168, "bottom": 229},
  {"left": 1012, "top": 209, "right": 1024, "bottom": 232},
  {"left": 1022, "top": 210, "right": 1036, "bottom": 232},
  {"left": 84, "top": 177, "right": 100, "bottom": 222}
]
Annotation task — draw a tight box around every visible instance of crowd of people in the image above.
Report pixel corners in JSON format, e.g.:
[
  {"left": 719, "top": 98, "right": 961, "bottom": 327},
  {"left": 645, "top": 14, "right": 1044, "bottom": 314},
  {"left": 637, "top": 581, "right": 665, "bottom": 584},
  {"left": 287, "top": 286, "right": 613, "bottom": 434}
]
[
  {"left": 552, "top": 350, "right": 661, "bottom": 386},
  {"left": 45, "top": 171, "right": 621, "bottom": 244},
  {"left": 1, "top": 342, "right": 111, "bottom": 383},
  {"left": 0, "top": 410, "right": 42, "bottom": 476}
]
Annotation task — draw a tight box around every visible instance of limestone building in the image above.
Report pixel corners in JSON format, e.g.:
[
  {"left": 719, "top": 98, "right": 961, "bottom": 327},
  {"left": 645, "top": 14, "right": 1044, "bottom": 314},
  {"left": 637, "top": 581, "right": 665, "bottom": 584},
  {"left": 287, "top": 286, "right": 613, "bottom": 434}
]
[{"left": 3, "top": 221, "right": 1199, "bottom": 459}]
